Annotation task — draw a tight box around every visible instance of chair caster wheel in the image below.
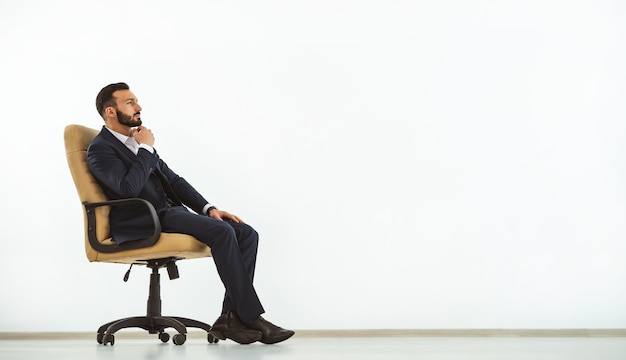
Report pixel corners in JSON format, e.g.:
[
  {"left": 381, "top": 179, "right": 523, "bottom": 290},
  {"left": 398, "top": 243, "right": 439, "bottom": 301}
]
[
  {"left": 96, "top": 333, "right": 104, "bottom": 344},
  {"left": 159, "top": 332, "right": 170, "bottom": 343},
  {"left": 102, "top": 334, "right": 115, "bottom": 346},
  {"left": 208, "top": 333, "right": 219, "bottom": 344},
  {"left": 172, "top": 333, "right": 186, "bottom": 345}
]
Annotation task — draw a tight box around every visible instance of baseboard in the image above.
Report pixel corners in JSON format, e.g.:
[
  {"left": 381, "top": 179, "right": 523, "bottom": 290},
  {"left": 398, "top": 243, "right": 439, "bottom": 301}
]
[
  {"left": 1, "top": 329, "right": 625, "bottom": 340},
  {"left": 293, "top": 329, "right": 626, "bottom": 337}
]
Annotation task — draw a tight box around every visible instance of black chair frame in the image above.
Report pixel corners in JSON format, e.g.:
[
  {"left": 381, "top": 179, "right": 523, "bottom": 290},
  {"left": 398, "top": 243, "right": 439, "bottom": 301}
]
[{"left": 83, "top": 199, "right": 217, "bottom": 346}]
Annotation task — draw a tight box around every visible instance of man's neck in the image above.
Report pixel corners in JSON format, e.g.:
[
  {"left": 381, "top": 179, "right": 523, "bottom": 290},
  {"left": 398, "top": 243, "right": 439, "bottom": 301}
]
[{"left": 106, "top": 123, "right": 132, "bottom": 136}]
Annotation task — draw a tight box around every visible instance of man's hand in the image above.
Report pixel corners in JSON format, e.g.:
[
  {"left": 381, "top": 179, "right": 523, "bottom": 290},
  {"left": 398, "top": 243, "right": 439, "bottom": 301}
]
[
  {"left": 131, "top": 125, "right": 155, "bottom": 147},
  {"left": 209, "top": 208, "right": 244, "bottom": 223}
]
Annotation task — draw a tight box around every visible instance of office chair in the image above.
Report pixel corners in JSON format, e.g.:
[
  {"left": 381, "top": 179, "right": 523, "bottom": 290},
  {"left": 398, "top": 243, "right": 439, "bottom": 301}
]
[{"left": 64, "top": 124, "right": 218, "bottom": 346}]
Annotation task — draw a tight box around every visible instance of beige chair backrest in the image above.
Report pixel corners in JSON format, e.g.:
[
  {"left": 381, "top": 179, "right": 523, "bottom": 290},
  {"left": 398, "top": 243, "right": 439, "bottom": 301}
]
[{"left": 64, "top": 124, "right": 112, "bottom": 260}]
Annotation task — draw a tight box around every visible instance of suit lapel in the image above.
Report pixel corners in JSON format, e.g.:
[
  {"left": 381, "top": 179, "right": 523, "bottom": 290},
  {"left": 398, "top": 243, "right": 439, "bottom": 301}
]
[{"left": 99, "top": 126, "right": 138, "bottom": 162}]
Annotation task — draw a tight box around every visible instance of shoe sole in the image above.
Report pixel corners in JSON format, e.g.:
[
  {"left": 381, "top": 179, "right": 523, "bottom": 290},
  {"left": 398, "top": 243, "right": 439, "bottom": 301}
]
[
  {"left": 209, "top": 329, "right": 262, "bottom": 345},
  {"left": 260, "top": 331, "right": 295, "bottom": 345}
]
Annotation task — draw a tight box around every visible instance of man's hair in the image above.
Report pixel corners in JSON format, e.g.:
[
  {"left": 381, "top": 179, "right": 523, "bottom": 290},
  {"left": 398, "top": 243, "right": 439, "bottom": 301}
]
[{"left": 95, "top": 82, "right": 130, "bottom": 117}]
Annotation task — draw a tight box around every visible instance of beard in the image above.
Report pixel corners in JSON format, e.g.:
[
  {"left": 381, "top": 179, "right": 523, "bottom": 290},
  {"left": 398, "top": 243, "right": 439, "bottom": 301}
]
[{"left": 116, "top": 109, "right": 142, "bottom": 127}]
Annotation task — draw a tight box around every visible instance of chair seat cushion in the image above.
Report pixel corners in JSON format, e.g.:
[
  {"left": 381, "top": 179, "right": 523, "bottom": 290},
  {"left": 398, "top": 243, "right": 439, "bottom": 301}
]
[{"left": 88, "top": 233, "right": 212, "bottom": 264}]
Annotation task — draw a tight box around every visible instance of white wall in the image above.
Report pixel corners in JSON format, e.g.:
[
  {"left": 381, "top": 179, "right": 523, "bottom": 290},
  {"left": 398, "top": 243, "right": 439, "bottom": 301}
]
[{"left": 1, "top": 0, "right": 625, "bottom": 331}]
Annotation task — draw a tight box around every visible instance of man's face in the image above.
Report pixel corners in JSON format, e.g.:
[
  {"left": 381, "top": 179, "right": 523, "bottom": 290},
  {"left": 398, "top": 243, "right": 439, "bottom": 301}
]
[{"left": 112, "top": 89, "right": 142, "bottom": 127}]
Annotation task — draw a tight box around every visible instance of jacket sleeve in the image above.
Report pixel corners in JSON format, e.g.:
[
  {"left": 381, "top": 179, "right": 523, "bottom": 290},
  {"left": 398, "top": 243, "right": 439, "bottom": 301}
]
[{"left": 157, "top": 155, "right": 211, "bottom": 215}]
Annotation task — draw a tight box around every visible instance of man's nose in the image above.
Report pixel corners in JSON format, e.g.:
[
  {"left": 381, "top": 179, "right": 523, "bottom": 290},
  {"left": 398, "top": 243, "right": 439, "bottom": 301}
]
[{"left": 136, "top": 104, "right": 142, "bottom": 112}]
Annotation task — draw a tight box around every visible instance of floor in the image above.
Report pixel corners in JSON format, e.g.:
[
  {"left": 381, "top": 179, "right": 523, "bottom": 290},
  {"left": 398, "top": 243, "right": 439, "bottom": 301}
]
[{"left": 1, "top": 334, "right": 626, "bottom": 360}]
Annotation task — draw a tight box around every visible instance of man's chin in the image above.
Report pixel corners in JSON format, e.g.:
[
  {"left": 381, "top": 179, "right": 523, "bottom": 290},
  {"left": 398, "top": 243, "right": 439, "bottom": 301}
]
[{"left": 120, "top": 119, "right": 142, "bottom": 127}]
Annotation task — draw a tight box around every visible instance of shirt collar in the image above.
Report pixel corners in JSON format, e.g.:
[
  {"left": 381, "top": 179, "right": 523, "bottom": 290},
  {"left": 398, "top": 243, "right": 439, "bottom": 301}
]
[
  {"left": 105, "top": 126, "right": 130, "bottom": 142},
  {"left": 105, "top": 126, "right": 139, "bottom": 154}
]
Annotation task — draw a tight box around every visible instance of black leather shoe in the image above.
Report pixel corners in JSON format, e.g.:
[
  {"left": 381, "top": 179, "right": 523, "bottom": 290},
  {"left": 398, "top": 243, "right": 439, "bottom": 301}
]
[
  {"left": 209, "top": 312, "right": 263, "bottom": 344},
  {"left": 246, "top": 316, "right": 295, "bottom": 344}
]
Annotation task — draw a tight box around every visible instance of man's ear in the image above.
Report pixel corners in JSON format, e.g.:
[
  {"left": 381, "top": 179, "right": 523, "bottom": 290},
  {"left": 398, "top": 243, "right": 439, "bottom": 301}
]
[{"left": 105, "top": 107, "right": 116, "bottom": 118}]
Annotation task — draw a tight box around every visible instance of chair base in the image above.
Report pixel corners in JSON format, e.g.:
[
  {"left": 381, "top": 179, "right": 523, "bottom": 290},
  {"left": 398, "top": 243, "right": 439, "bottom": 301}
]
[
  {"left": 96, "top": 315, "right": 218, "bottom": 345},
  {"left": 95, "top": 258, "right": 218, "bottom": 346}
]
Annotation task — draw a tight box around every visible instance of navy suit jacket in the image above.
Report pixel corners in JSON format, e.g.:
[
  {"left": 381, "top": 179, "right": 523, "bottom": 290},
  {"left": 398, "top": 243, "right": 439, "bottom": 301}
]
[{"left": 87, "top": 126, "right": 210, "bottom": 244}]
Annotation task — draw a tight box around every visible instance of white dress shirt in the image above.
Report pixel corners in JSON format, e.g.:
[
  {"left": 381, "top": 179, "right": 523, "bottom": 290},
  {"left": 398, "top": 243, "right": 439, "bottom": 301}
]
[{"left": 105, "top": 126, "right": 154, "bottom": 155}]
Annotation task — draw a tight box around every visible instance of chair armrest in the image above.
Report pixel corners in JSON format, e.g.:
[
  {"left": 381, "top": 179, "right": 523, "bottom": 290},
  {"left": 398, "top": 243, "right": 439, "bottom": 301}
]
[{"left": 83, "top": 198, "right": 162, "bottom": 253}]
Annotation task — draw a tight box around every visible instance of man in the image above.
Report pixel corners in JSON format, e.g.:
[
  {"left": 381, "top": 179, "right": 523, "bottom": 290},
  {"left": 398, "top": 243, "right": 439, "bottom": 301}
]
[{"left": 87, "top": 82, "right": 294, "bottom": 345}]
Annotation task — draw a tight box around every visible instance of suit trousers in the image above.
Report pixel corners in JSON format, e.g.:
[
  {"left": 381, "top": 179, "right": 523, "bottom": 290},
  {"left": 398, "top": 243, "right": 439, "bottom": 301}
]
[{"left": 159, "top": 206, "right": 265, "bottom": 323}]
